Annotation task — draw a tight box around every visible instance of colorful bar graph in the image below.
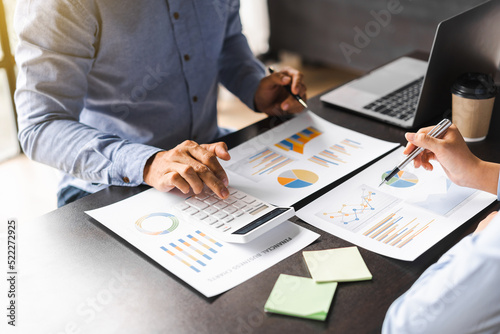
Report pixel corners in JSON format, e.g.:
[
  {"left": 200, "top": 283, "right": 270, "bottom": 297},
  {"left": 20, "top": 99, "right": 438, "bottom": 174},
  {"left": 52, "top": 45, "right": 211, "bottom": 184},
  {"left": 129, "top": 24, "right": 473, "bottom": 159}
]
[
  {"left": 179, "top": 238, "right": 212, "bottom": 260},
  {"left": 160, "top": 246, "right": 200, "bottom": 273},
  {"left": 170, "top": 242, "right": 206, "bottom": 267},
  {"left": 196, "top": 230, "right": 223, "bottom": 248},
  {"left": 363, "top": 215, "right": 435, "bottom": 248},
  {"left": 275, "top": 127, "right": 322, "bottom": 154},
  {"left": 308, "top": 139, "right": 361, "bottom": 168},
  {"left": 160, "top": 231, "right": 224, "bottom": 273},
  {"left": 187, "top": 233, "right": 219, "bottom": 254},
  {"left": 228, "top": 148, "right": 295, "bottom": 182}
]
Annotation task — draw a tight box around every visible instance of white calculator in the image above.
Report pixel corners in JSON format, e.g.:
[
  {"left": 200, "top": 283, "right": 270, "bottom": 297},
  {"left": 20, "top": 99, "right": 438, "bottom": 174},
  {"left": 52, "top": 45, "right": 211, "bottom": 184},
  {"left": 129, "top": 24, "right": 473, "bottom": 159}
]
[{"left": 173, "top": 187, "right": 295, "bottom": 243}]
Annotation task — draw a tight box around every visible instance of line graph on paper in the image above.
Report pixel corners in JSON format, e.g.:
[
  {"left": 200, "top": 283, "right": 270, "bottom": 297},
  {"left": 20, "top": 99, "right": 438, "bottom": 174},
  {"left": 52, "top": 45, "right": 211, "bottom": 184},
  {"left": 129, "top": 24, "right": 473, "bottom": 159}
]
[{"left": 315, "top": 185, "right": 401, "bottom": 232}]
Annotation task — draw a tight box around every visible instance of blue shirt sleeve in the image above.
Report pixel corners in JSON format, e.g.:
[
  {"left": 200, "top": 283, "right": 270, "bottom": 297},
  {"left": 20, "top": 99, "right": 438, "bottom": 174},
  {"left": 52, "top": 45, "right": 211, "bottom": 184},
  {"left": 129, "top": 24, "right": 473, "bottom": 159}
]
[
  {"left": 382, "top": 213, "right": 500, "bottom": 334},
  {"left": 15, "top": 0, "right": 162, "bottom": 188},
  {"left": 217, "top": 0, "right": 266, "bottom": 110}
]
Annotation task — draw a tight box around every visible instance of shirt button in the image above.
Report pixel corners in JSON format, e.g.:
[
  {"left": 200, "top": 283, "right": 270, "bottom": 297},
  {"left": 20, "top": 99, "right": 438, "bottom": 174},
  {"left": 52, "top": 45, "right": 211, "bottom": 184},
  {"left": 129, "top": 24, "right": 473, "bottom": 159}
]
[
  {"left": 184, "top": 54, "right": 190, "bottom": 61},
  {"left": 123, "top": 177, "right": 130, "bottom": 183},
  {"left": 173, "top": 12, "right": 180, "bottom": 20},
  {"left": 192, "top": 96, "right": 198, "bottom": 103}
]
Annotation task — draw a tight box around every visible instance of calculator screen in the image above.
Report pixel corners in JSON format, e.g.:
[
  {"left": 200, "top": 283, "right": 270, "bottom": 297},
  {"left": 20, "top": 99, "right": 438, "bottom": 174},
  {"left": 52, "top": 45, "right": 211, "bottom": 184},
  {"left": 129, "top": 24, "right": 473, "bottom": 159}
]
[{"left": 233, "top": 208, "right": 290, "bottom": 235}]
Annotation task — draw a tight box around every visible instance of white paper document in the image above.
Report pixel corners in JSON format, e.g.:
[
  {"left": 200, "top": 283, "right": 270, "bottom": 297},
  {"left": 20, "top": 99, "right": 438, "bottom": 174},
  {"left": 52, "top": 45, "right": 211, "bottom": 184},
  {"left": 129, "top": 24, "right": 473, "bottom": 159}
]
[
  {"left": 86, "top": 189, "right": 319, "bottom": 297},
  {"left": 297, "top": 148, "right": 497, "bottom": 261},
  {"left": 221, "top": 111, "right": 399, "bottom": 206}
]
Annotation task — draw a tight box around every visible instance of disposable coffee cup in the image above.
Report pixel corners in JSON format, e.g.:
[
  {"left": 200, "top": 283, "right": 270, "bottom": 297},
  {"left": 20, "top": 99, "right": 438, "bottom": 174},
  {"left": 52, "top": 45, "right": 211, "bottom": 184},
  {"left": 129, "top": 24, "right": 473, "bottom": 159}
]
[{"left": 451, "top": 73, "right": 497, "bottom": 142}]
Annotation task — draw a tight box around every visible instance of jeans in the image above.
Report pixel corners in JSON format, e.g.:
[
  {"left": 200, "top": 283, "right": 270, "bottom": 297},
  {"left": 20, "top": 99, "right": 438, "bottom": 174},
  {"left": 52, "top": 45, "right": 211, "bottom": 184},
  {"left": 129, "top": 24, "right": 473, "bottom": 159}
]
[{"left": 57, "top": 186, "right": 91, "bottom": 208}]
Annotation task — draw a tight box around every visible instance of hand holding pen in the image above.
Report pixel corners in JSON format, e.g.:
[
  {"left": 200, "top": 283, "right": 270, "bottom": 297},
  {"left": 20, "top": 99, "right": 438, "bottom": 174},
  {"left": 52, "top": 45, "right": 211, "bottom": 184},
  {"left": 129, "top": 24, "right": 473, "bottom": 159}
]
[
  {"left": 401, "top": 121, "right": 499, "bottom": 195},
  {"left": 253, "top": 66, "right": 308, "bottom": 116},
  {"left": 380, "top": 119, "right": 452, "bottom": 186},
  {"left": 268, "top": 67, "right": 308, "bottom": 109}
]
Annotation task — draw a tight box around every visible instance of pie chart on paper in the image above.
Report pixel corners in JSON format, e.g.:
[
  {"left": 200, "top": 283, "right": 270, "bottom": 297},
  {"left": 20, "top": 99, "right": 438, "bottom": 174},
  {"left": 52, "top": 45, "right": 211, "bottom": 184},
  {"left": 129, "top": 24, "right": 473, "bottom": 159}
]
[
  {"left": 277, "top": 169, "right": 319, "bottom": 188},
  {"left": 382, "top": 170, "right": 419, "bottom": 188}
]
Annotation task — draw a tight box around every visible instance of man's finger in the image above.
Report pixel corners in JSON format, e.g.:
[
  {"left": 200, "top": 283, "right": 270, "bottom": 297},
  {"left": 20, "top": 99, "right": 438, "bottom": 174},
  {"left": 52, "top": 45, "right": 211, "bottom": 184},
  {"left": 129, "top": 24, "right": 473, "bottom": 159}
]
[
  {"left": 200, "top": 142, "right": 231, "bottom": 161},
  {"left": 187, "top": 144, "right": 229, "bottom": 188}
]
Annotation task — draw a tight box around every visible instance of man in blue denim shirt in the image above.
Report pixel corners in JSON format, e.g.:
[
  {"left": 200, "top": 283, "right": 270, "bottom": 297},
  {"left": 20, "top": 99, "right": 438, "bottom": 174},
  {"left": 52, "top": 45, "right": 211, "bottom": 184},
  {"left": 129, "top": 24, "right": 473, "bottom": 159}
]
[{"left": 14, "top": 0, "right": 307, "bottom": 206}]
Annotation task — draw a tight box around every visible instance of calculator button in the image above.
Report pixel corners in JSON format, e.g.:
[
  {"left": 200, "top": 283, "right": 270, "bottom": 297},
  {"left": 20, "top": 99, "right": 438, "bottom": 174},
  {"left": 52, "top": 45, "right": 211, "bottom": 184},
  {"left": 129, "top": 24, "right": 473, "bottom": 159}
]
[
  {"left": 223, "top": 206, "right": 237, "bottom": 214},
  {"left": 204, "top": 197, "right": 219, "bottom": 205},
  {"left": 215, "top": 222, "right": 224, "bottom": 228},
  {"left": 204, "top": 217, "right": 218, "bottom": 225},
  {"left": 229, "top": 188, "right": 238, "bottom": 195},
  {"left": 186, "top": 198, "right": 208, "bottom": 210},
  {"left": 233, "top": 210, "right": 244, "bottom": 217},
  {"left": 185, "top": 207, "right": 199, "bottom": 215},
  {"left": 243, "top": 206, "right": 254, "bottom": 212},
  {"left": 222, "top": 216, "right": 234, "bottom": 224},
  {"left": 222, "top": 225, "right": 232, "bottom": 232},
  {"left": 175, "top": 203, "right": 190, "bottom": 211},
  {"left": 204, "top": 207, "right": 218, "bottom": 215},
  {"left": 194, "top": 212, "right": 208, "bottom": 220},
  {"left": 232, "top": 201, "right": 246, "bottom": 209},
  {"left": 242, "top": 197, "right": 256, "bottom": 204},
  {"left": 223, "top": 197, "right": 237, "bottom": 205},
  {"left": 233, "top": 192, "right": 246, "bottom": 200},
  {"left": 214, "top": 202, "right": 228, "bottom": 210},
  {"left": 213, "top": 212, "right": 228, "bottom": 220},
  {"left": 195, "top": 193, "right": 209, "bottom": 200}
]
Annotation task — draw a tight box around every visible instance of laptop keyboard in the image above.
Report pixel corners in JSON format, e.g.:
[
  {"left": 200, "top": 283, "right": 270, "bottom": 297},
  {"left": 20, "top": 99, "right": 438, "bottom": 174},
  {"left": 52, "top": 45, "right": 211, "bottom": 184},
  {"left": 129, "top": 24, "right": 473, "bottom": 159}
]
[{"left": 363, "top": 77, "right": 424, "bottom": 121}]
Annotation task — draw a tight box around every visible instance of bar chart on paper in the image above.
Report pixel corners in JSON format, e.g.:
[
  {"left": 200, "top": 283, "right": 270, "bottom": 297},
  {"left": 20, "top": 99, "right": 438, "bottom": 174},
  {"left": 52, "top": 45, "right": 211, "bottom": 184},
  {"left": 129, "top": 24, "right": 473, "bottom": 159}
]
[
  {"left": 362, "top": 213, "right": 435, "bottom": 249},
  {"left": 275, "top": 127, "right": 322, "bottom": 154},
  {"left": 160, "top": 230, "right": 223, "bottom": 273},
  {"left": 308, "top": 139, "right": 362, "bottom": 168},
  {"left": 227, "top": 148, "right": 295, "bottom": 182}
]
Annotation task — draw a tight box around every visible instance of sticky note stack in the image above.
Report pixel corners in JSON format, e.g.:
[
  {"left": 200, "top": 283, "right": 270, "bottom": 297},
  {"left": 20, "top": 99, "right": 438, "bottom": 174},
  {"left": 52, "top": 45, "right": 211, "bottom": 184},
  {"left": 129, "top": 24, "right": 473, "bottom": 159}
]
[
  {"left": 264, "top": 246, "right": 372, "bottom": 321},
  {"left": 264, "top": 274, "right": 337, "bottom": 321},
  {"left": 302, "top": 246, "right": 372, "bottom": 283}
]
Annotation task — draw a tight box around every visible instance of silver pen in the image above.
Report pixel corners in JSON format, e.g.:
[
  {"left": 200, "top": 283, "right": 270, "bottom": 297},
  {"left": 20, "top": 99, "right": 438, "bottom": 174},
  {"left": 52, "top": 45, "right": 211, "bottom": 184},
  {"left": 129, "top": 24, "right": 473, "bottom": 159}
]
[{"left": 379, "top": 118, "right": 453, "bottom": 187}]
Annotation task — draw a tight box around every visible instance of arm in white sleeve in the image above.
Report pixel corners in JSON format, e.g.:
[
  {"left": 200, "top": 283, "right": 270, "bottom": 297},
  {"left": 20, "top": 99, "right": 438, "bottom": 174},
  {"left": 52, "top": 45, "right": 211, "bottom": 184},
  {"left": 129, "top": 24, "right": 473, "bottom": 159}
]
[{"left": 383, "top": 214, "right": 500, "bottom": 334}]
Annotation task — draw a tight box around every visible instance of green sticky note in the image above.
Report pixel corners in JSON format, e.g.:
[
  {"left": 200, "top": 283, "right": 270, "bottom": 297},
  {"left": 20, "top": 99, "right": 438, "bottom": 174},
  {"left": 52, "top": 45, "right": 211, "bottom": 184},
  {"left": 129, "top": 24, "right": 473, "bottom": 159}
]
[
  {"left": 264, "top": 274, "right": 337, "bottom": 321},
  {"left": 303, "top": 246, "right": 372, "bottom": 283}
]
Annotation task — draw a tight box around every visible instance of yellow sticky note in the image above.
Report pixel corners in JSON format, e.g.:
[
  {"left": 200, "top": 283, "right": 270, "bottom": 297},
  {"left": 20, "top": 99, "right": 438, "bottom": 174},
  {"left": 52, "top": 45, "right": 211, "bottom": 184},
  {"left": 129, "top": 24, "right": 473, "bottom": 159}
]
[
  {"left": 303, "top": 246, "right": 372, "bottom": 283},
  {"left": 264, "top": 274, "right": 337, "bottom": 321}
]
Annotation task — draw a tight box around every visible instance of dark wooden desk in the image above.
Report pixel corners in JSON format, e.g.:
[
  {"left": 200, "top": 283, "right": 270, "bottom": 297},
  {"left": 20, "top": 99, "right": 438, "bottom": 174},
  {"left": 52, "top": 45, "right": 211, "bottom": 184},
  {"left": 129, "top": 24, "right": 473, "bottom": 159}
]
[{"left": 18, "top": 77, "right": 500, "bottom": 334}]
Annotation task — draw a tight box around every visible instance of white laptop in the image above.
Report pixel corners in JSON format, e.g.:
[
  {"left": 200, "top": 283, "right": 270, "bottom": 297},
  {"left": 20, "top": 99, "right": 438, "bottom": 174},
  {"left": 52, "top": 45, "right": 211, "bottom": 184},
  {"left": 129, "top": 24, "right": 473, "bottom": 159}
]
[{"left": 321, "top": 0, "right": 500, "bottom": 128}]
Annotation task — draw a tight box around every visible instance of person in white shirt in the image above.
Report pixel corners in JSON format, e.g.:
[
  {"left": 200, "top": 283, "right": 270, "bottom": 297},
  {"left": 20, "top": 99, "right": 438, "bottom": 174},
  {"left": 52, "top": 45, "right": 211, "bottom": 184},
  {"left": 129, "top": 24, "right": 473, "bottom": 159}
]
[{"left": 383, "top": 124, "right": 500, "bottom": 334}]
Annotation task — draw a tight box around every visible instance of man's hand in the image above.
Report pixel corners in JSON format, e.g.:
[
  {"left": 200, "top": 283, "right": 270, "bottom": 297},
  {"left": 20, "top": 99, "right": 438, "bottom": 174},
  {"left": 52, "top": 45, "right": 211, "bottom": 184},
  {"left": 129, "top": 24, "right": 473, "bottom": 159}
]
[
  {"left": 254, "top": 66, "right": 307, "bottom": 116},
  {"left": 143, "top": 140, "right": 231, "bottom": 199},
  {"left": 404, "top": 124, "right": 499, "bottom": 195}
]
